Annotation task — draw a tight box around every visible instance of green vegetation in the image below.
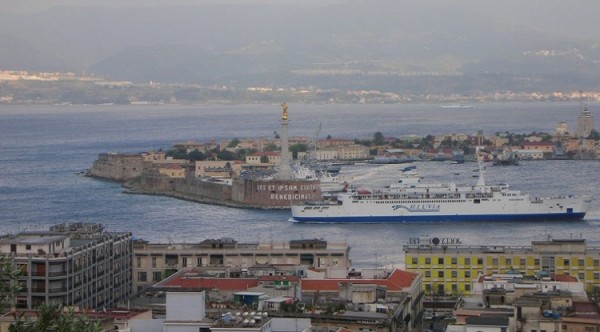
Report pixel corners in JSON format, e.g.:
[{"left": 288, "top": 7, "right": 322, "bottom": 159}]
[
  {"left": 289, "top": 143, "right": 308, "bottom": 159},
  {"left": 1, "top": 255, "right": 100, "bottom": 331},
  {"left": 9, "top": 303, "right": 102, "bottom": 332},
  {"left": 0, "top": 254, "right": 21, "bottom": 310}
]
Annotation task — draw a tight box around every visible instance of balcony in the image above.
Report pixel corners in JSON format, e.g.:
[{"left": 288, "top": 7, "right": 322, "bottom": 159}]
[
  {"left": 48, "top": 287, "right": 67, "bottom": 294},
  {"left": 48, "top": 271, "right": 67, "bottom": 278}
]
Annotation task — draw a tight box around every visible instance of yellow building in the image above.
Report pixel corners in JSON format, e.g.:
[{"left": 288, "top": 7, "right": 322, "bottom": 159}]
[{"left": 404, "top": 237, "right": 600, "bottom": 296}]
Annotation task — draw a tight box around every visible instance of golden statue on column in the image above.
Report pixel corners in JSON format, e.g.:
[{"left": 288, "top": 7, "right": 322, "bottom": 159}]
[{"left": 281, "top": 102, "right": 288, "bottom": 121}]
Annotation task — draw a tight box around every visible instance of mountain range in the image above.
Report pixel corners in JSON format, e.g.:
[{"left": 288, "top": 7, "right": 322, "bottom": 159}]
[{"left": 1, "top": 0, "right": 599, "bottom": 93}]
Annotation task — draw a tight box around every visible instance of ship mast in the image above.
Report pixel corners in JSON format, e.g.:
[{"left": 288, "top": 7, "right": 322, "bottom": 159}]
[{"left": 475, "top": 147, "right": 486, "bottom": 187}]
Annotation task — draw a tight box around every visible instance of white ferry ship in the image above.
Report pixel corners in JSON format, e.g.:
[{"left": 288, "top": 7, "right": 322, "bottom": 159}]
[{"left": 291, "top": 156, "right": 591, "bottom": 223}]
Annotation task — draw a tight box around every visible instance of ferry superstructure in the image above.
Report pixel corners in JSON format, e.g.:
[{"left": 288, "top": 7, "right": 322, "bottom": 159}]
[{"left": 291, "top": 155, "right": 591, "bottom": 223}]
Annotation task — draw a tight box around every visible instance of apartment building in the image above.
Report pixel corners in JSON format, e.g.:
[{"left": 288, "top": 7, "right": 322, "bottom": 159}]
[
  {"left": 133, "top": 238, "right": 351, "bottom": 292},
  {"left": 0, "top": 223, "right": 132, "bottom": 310},
  {"left": 404, "top": 237, "right": 600, "bottom": 296}
]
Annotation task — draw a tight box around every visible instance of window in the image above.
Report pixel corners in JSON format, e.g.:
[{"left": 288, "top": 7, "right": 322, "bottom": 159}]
[
  {"left": 464, "top": 258, "right": 471, "bottom": 265},
  {"left": 152, "top": 257, "right": 157, "bottom": 268},
  {"left": 465, "top": 271, "right": 471, "bottom": 278},
  {"left": 153, "top": 271, "right": 162, "bottom": 281},
  {"left": 564, "top": 259, "right": 570, "bottom": 266},
  {"left": 438, "top": 271, "right": 444, "bottom": 278},
  {"left": 137, "top": 272, "right": 147, "bottom": 282},
  {"left": 535, "top": 259, "right": 541, "bottom": 266},
  {"left": 425, "top": 271, "right": 431, "bottom": 278},
  {"left": 136, "top": 257, "right": 142, "bottom": 268},
  {"left": 594, "top": 273, "right": 599, "bottom": 280},
  {"left": 438, "top": 258, "right": 444, "bottom": 264},
  {"left": 465, "top": 284, "right": 471, "bottom": 291},
  {"left": 437, "top": 284, "right": 445, "bottom": 294},
  {"left": 579, "top": 259, "right": 585, "bottom": 266},
  {"left": 412, "top": 257, "right": 418, "bottom": 264},
  {"left": 578, "top": 273, "right": 585, "bottom": 280},
  {"left": 25, "top": 245, "right": 31, "bottom": 250},
  {"left": 425, "top": 257, "right": 431, "bottom": 264},
  {"left": 451, "top": 257, "right": 457, "bottom": 265},
  {"left": 452, "top": 271, "right": 457, "bottom": 278},
  {"left": 477, "top": 258, "right": 483, "bottom": 265},
  {"left": 492, "top": 258, "right": 499, "bottom": 265},
  {"left": 505, "top": 258, "right": 512, "bottom": 266},
  {"left": 520, "top": 258, "right": 526, "bottom": 266},
  {"left": 425, "top": 284, "right": 432, "bottom": 292},
  {"left": 451, "top": 284, "right": 457, "bottom": 292}
]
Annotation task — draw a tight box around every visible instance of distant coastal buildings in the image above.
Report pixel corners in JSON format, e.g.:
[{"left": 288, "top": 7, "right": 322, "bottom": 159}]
[{"left": 5, "top": 69, "right": 600, "bottom": 105}]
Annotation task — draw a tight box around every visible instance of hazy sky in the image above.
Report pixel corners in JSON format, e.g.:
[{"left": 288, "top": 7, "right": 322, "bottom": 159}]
[
  {"left": 4, "top": 0, "right": 600, "bottom": 39},
  {"left": 1, "top": 0, "right": 344, "bottom": 12}
]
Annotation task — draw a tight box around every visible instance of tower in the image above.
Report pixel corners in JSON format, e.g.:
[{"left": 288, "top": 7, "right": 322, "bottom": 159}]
[
  {"left": 275, "top": 102, "right": 294, "bottom": 180},
  {"left": 577, "top": 104, "right": 594, "bottom": 139}
]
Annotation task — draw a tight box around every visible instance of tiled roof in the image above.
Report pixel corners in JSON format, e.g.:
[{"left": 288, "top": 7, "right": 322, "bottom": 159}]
[
  {"left": 258, "top": 275, "right": 300, "bottom": 282},
  {"left": 301, "top": 269, "right": 418, "bottom": 292},
  {"left": 553, "top": 274, "right": 578, "bottom": 282}
]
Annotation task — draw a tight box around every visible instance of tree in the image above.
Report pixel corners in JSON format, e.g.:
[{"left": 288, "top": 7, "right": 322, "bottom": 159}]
[
  {"left": 589, "top": 129, "right": 600, "bottom": 140},
  {"left": 264, "top": 143, "right": 278, "bottom": 152},
  {"left": 0, "top": 254, "right": 21, "bottom": 310},
  {"left": 9, "top": 303, "right": 102, "bottom": 332},
  {"left": 166, "top": 148, "right": 187, "bottom": 160},
  {"left": 289, "top": 143, "right": 308, "bottom": 159},
  {"left": 373, "top": 132, "right": 385, "bottom": 146},
  {"left": 187, "top": 149, "right": 205, "bottom": 161},
  {"left": 227, "top": 138, "right": 240, "bottom": 148},
  {"left": 216, "top": 150, "right": 237, "bottom": 161}
]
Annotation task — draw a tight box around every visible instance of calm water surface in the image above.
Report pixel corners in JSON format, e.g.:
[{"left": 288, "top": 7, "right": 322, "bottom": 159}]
[{"left": 0, "top": 102, "right": 599, "bottom": 267}]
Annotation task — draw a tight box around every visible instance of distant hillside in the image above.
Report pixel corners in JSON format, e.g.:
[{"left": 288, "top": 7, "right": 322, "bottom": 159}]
[{"left": 1, "top": 0, "right": 599, "bottom": 92}]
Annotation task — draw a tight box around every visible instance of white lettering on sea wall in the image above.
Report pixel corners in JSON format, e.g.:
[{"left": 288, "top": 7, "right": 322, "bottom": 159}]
[
  {"left": 270, "top": 193, "right": 313, "bottom": 201},
  {"left": 256, "top": 184, "right": 318, "bottom": 192}
]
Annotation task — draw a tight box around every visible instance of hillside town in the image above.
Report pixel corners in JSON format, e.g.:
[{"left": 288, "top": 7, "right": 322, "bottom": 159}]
[{"left": 3, "top": 70, "right": 600, "bottom": 105}]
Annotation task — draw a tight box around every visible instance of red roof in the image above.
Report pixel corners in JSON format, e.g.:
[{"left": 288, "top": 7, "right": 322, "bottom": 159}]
[
  {"left": 573, "top": 301, "right": 600, "bottom": 314},
  {"left": 301, "top": 269, "right": 418, "bottom": 292},
  {"left": 258, "top": 275, "right": 300, "bottom": 282},
  {"left": 553, "top": 274, "right": 578, "bottom": 282}
]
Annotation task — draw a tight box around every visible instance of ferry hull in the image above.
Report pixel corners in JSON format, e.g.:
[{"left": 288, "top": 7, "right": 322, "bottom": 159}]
[{"left": 291, "top": 212, "right": 586, "bottom": 223}]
